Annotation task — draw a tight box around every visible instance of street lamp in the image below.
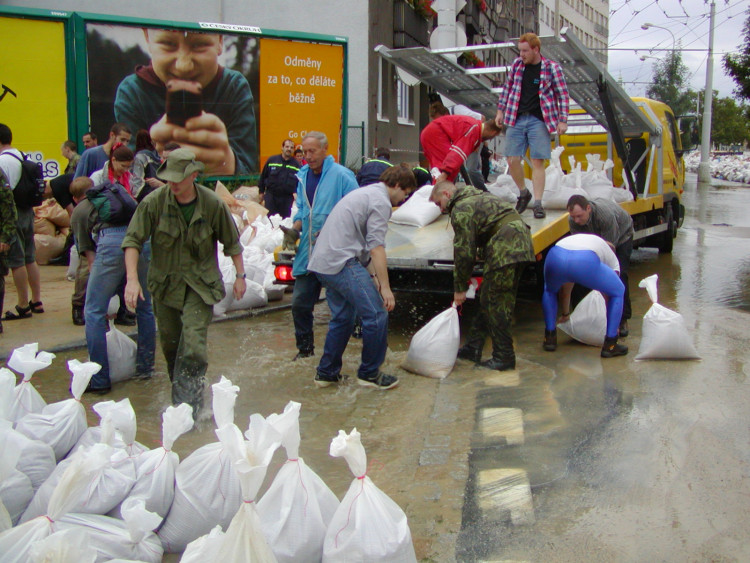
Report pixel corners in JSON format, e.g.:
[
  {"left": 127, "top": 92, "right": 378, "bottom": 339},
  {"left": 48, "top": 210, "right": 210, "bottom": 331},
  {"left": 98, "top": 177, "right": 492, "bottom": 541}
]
[{"left": 640, "top": 23, "right": 677, "bottom": 52}]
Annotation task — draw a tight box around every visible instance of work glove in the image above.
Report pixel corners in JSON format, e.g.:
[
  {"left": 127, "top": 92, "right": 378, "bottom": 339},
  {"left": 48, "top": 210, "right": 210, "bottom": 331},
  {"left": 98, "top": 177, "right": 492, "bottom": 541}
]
[{"left": 280, "top": 225, "right": 300, "bottom": 251}]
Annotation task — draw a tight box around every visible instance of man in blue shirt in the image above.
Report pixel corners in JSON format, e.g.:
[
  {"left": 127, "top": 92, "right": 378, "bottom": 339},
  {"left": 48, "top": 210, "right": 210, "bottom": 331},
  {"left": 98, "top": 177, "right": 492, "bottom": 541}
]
[
  {"left": 356, "top": 147, "right": 392, "bottom": 187},
  {"left": 74, "top": 123, "right": 132, "bottom": 179}
]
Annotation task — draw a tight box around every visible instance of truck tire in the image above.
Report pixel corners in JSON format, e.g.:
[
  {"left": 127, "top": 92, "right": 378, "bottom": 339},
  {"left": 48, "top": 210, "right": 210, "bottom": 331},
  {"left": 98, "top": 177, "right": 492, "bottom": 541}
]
[{"left": 658, "top": 204, "right": 676, "bottom": 254}]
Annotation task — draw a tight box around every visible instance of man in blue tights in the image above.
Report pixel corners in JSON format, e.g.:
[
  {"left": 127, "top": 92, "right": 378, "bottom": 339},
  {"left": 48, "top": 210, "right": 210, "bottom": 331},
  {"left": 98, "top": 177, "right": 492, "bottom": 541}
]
[{"left": 542, "top": 233, "right": 628, "bottom": 358}]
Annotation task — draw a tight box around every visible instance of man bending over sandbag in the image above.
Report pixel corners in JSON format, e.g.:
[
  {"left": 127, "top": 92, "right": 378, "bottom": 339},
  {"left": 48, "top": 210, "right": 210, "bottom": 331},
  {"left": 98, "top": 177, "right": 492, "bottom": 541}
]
[
  {"left": 542, "top": 233, "right": 627, "bottom": 357},
  {"left": 430, "top": 181, "right": 535, "bottom": 371},
  {"left": 308, "top": 164, "right": 416, "bottom": 389}
]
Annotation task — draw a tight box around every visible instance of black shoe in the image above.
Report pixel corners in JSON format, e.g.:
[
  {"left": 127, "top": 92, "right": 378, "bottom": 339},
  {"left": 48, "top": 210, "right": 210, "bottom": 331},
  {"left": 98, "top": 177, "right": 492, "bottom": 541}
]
[
  {"left": 314, "top": 372, "right": 348, "bottom": 388},
  {"left": 29, "top": 301, "right": 44, "bottom": 314},
  {"left": 601, "top": 336, "right": 628, "bottom": 358},
  {"left": 618, "top": 321, "right": 629, "bottom": 338},
  {"left": 352, "top": 322, "right": 363, "bottom": 339},
  {"left": 84, "top": 384, "right": 111, "bottom": 395},
  {"left": 357, "top": 372, "right": 399, "bottom": 390},
  {"left": 114, "top": 311, "right": 136, "bottom": 326},
  {"left": 457, "top": 344, "right": 482, "bottom": 363},
  {"left": 132, "top": 371, "right": 154, "bottom": 381},
  {"left": 533, "top": 203, "right": 546, "bottom": 219},
  {"left": 477, "top": 357, "right": 516, "bottom": 371},
  {"left": 543, "top": 329, "right": 557, "bottom": 351},
  {"left": 3, "top": 304, "right": 32, "bottom": 320},
  {"left": 515, "top": 188, "right": 532, "bottom": 213},
  {"left": 293, "top": 350, "right": 314, "bottom": 361},
  {"left": 72, "top": 306, "right": 85, "bottom": 326}
]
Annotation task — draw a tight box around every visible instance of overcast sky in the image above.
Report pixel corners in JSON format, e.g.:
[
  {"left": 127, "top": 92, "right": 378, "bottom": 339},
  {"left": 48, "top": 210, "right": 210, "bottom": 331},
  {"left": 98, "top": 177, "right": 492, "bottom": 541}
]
[{"left": 605, "top": 0, "right": 748, "bottom": 101}]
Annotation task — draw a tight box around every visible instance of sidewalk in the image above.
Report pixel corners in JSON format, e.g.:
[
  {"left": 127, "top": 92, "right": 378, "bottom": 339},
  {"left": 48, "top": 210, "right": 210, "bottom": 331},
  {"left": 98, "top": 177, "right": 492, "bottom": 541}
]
[{"left": 0, "top": 264, "right": 293, "bottom": 360}]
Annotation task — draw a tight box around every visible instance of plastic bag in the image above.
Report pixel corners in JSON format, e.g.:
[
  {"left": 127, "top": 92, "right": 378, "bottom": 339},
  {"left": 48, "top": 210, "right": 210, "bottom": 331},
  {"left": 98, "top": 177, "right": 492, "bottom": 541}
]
[
  {"left": 323, "top": 428, "right": 416, "bottom": 563},
  {"left": 70, "top": 398, "right": 148, "bottom": 458},
  {"left": 401, "top": 305, "right": 460, "bottom": 379},
  {"left": 258, "top": 402, "right": 339, "bottom": 563},
  {"left": 15, "top": 359, "right": 97, "bottom": 460},
  {"left": 558, "top": 290, "right": 607, "bottom": 346},
  {"left": 28, "top": 528, "right": 98, "bottom": 563},
  {"left": 0, "top": 367, "right": 16, "bottom": 420},
  {"left": 390, "top": 185, "right": 442, "bottom": 228},
  {"left": 0, "top": 430, "right": 34, "bottom": 525},
  {"left": 635, "top": 274, "right": 701, "bottom": 360},
  {"left": 107, "top": 327, "right": 137, "bottom": 384},
  {"left": 227, "top": 279, "right": 268, "bottom": 312},
  {"left": 6, "top": 343, "right": 54, "bottom": 422},
  {"left": 157, "top": 377, "right": 243, "bottom": 553},
  {"left": 0, "top": 499, "right": 11, "bottom": 533},
  {"left": 1, "top": 419, "right": 56, "bottom": 492},
  {"left": 181, "top": 525, "right": 225, "bottom": 563}
]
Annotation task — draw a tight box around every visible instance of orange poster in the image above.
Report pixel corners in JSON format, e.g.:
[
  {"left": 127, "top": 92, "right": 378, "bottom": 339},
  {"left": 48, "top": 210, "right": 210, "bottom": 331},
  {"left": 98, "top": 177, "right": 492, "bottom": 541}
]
[{"left": 259, "top": 38, "right": 344, "bottom": 168}]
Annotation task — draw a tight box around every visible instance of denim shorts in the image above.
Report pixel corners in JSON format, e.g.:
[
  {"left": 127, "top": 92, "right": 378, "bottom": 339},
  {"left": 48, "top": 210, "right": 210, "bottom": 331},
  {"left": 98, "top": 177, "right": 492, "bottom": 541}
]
[
  {"left": 7, "top": 207, "right": 35, "bottom": 269},
  {"left": 504, "top": 114, "right": 551, "bottom": 160}
]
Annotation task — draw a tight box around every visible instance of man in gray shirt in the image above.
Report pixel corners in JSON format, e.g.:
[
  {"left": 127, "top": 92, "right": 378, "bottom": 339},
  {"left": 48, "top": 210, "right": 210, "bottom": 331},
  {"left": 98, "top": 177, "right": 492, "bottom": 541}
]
[
  {"left": 567, "top": 195, "right": 635, "bottom": 335},
  {"left": 308, "top": 164, "right": 416, "bottom": 390}
]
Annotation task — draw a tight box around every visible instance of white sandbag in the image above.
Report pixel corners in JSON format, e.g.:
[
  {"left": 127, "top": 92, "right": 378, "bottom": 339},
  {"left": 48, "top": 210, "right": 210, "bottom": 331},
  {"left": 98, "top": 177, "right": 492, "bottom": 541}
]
[
  {"left": 227, "top": 279, "right": 268, "bottom": 312},
  {"left": 107, "top": 327, "right": 137, "bottom": 384},
  {"left": 611, "top": 185, "right": 634, "bottom": 203},
  {"left": 15, "top": 359, "right": 97, "bottom": 461},
  {"left": 157, "top": 377, "right": 243, "bottom": 553},
  {"left": 28, "top": 528, "right": 98, "bottom": 563},
  {"left": 323, "top": 428, "right": 417, "bottom": 563},
  {"left": 70, "top": 398, "right": 147, "bottom": 458},
  {"left": 265, "top": 284, "right": 286, "bottom": 302},
  {"left": 66, "top": 246, "right": 80, "bottom": 281},
  {"left": 401, "top": 306, "right": 460, "bottom": 379},
  {"left": 213, "top": 415, "right": 282, "bottom": 561},
  {"left": 542, "top": 183, "right": 588, "bottom": 209},
  {"left": 20, "top": 443, "right": 136, "bottom": 523},
  {"left": 110, "top": 403, "right": 193, "bottom": 521},
  {"left": 581, "top": 172, "right": 616, "bottom": 201},
  {"left": 558, "top": 290, "right": 607, "bottom": 346},
  {"left": 0, "top": 431, "right": 34, "bottom": 525},
  {"left": 107, "top": 295, "right": 121, "bottom": 317},
  {"left": 6, "top": 343, "right": 54, "bottom": 422},
  {"left": 213, "top": 283, "right": 235, "bottom": 317},
  {"left": 486, "top": 183, "right": 519, "bottom": 204},
  {"left": 243, "top": 246, "right": 273, "bottom": 285},
  {"left": 56, "top": 499, "right": 163, "bottom": 563},
  {"left": 181, "top": 525, "right": 225, "bottom": 563},
  {"left": 0, "top": 366, "right": 16, "bottom": 421},
  {"left": 258, "top": 402, "right": 339, "bottom": 563},
  {"left": 635, "top": 274, "right": 701, "bottom": 360},
  {"left": 0, "top": 499, "right": 11, "bottom": 533},
  {"left": 1, "top": 420, "right": 56, "bottom": 491},
  {"left": 390, "top": 185, "right": 441, "bottom": 227},
  {"left": 248, "top": 216, "right": 283, "bottom": 253}
]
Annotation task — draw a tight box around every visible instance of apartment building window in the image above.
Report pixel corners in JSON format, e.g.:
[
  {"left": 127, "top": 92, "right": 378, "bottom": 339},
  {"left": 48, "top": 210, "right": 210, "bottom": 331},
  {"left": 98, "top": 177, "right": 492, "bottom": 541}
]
[
  {"left": 377, "top": 57, "right": 389, "bottom": 122},
  {"left": 396, "top": 78, "right": 414, "bottom": 125}
]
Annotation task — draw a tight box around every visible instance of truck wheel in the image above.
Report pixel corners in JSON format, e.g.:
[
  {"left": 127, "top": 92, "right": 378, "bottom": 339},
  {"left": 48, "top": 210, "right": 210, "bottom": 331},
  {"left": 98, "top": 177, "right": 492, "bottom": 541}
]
[{"left": 658, "top": 204, "right": 676, "bottom": 254}]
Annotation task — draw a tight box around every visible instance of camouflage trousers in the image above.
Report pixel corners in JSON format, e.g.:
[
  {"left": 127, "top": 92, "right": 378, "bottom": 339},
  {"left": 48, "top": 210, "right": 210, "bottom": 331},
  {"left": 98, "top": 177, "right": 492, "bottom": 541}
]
[
  {"left": 153, "top": 286, "right": 213, "bottom": 417},
  {"left": 463, "top": 264, "right": 524, "bottom": 363}
]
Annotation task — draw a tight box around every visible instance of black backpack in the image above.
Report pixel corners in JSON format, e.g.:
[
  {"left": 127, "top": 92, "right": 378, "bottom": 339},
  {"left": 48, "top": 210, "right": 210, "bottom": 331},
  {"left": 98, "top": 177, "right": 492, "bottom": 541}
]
[
  {"left": 1, "top": 151, "right": 45, "bottom": 208},
  {"left": 86, "top": 181, "right": 138, "bottom": 225}
]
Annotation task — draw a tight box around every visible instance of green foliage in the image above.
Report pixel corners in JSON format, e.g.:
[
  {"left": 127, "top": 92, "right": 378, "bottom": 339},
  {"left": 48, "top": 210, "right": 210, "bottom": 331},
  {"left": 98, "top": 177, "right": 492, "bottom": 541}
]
[
  {"left": 723, "top": 8, "right": 750, "bottom": 101},
  {"left": 645, "top": 49, "right": 694, "bottom": 116},
  {"left": 711, "top": 97, "right": 750, "bottom": 145}
]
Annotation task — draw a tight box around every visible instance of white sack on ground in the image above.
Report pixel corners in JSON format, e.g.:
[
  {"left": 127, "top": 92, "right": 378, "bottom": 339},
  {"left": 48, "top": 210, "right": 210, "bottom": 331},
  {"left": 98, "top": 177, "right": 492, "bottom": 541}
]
[
  {"left": 15, "top": 359, "right": 97, "bottom": 461},
  {"left": 323, "top": 428, "right": 417, "bottom": 563},
  {"left": 0, "top": 431, "right": 34, "bottom": 525},
  {"left": 6, "top": 343, "right": 54, "bottom": 422},
  {"left": 389, "top": 185, "right": 442, "bottom": 228},
  {"left": 226, "top": 279, "right": 268, "bottom": 312},
  {"left": 635, "top": 274, "right": 701, "bottom": 360},
  {"left": 213, "top": 415, "right": 282, "bottom": 561},
  {"left": 70, "top": 398, "right": 147, "bottom": 458},
  {"left": 181, "top": 525, "right": 225, "bottom": 563},
  {"left": 0, "top": 367, "right": 15, "bottom": 420},
  {"left": 1, "top": 420, "right": 56, "bottom": 491},
  {"left": 558, "top": 290, "right": 608, "bottom": 346},
  {"left": 401, "top": 305, "right": 460, "bottom": 379},
  {"left": 110, "top": 403, "right": 193, "bottom": 521},
  {"left": 156, "top": 377, "right": 243, "bottom": 553},
  {"left": 28, "top": 528, "right": 98, "bottom": 563},
  {"left": 258, "top": 401, "right": 339, "bottom": 563},
  {"left": 107, "top": 327, "right": 137, "bottom": 384},
  {"left": 0, "top": 499, "right": 11, "bottom": 533}
]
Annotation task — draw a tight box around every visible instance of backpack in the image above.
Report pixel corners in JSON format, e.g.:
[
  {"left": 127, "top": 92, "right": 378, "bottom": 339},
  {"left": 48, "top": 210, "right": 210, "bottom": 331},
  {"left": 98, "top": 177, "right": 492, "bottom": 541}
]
[
  {"left": 1, "top": 151, "right": 45, "bottom": 208},
  {"left": 86, "top": 181, "right": 138, "bottom": 225}
]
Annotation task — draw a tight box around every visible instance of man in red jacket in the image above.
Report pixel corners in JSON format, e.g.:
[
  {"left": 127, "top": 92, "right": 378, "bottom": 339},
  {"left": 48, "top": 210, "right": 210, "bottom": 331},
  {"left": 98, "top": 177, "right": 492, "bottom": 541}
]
[{"left": 420, "top": 115, "right": 502, "bottom": 186}]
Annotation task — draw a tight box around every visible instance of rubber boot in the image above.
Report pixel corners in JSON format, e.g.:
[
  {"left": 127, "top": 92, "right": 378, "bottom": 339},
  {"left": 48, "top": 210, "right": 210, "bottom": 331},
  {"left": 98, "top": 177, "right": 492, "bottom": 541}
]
[
  {"left": 478, "top": 356, "right": 516, "bottom": 371},
  {"left": 457, "top": 344, "right": 482, "bottom": 363},
  {"left": 601, "top": 336, "right": 628, "bottom": 358},
  {"left": 543, "top": 329, "right": 557, "bottom": 351}
]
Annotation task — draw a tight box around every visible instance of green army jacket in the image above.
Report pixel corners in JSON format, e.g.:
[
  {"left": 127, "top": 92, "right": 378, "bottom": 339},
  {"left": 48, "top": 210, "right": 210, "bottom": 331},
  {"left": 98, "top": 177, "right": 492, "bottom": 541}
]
[
  {"left": 0, "top": 170, "right": 17, "bottom": 245},
  {"left": 448, "top": 185, "right": 535, "bottom": 293},
  {"left": 122, "top": 183, "right": 242, "bottom": 309}
]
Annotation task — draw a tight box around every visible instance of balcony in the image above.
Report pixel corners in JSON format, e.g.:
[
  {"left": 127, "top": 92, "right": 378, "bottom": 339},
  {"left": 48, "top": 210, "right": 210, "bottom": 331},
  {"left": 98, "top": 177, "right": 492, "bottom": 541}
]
[{"left": 394, "top": 1, "right": 430, "bottom": 48}]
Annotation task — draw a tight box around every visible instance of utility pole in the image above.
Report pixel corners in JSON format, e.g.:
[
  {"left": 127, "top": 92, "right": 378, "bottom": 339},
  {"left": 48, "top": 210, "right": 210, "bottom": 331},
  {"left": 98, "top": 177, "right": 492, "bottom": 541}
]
[{"left": 698, "top": 0, "right": 715, "bottom": 184}]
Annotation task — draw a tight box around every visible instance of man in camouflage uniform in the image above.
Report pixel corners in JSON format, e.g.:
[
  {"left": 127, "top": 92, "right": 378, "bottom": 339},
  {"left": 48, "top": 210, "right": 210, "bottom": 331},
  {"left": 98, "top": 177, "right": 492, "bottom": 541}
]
[
  {"left": 430, "top": 181, "right": 535, "bottom": 370},
  {"left": 0, "top": 169, "right": 17, "bottom": 334}
]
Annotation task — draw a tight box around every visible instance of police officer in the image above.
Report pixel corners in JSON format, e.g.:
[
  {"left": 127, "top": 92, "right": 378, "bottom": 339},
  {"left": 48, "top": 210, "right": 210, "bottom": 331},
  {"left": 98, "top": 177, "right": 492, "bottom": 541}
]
[{"left": 258, "top": 138, "right": 302, "bottom": 218}]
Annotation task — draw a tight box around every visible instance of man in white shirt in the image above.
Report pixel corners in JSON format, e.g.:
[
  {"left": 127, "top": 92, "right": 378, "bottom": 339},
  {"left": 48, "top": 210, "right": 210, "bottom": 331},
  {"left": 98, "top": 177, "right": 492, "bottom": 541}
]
[{"left": 542, "top": 233, "right": 627, "bottom": 358}]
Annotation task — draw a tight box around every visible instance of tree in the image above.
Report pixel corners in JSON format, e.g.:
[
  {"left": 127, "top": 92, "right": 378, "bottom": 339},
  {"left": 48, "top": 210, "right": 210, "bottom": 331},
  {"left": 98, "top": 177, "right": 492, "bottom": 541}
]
[
  {"left": 723, "top": 8, "right": 750, "bottom": 101},
  {"left": 711, "top": 97, "right": 750, "bottom": 145},
  {"left": 645, "top": 49, "right": 694, "bottom": 115}
]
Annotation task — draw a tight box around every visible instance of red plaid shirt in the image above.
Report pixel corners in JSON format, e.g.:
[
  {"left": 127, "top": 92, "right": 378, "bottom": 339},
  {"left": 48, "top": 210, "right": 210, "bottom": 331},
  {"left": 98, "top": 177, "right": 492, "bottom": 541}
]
[{"left": 497, "top": 55, "right": 569, "bottom": 134}]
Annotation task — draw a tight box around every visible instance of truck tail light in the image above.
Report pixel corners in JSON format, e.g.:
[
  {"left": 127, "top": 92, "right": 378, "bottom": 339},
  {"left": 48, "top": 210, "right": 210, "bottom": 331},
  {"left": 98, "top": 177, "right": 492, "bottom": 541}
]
[{"left": 274, "top": 265, "right": 295, "bottom": 283}]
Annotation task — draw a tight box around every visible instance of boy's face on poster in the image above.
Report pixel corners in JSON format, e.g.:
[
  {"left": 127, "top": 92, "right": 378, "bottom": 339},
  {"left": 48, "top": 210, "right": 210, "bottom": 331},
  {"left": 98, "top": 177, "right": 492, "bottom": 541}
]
[{"left": 144, "top": 29, "right": 223, "bottom": 88}]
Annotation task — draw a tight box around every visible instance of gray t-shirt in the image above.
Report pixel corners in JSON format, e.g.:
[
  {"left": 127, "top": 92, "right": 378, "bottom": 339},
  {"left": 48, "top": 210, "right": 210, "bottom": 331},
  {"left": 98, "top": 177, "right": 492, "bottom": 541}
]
[{"left": 308, "top": 182, "right": 392, "bottom": 275}]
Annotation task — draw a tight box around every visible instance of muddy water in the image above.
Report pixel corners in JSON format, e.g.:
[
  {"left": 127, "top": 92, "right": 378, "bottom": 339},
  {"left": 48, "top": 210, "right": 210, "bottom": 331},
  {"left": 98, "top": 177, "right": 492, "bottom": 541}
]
[{"left": 21, "top": 174, "right": 750, "bottom": 561}]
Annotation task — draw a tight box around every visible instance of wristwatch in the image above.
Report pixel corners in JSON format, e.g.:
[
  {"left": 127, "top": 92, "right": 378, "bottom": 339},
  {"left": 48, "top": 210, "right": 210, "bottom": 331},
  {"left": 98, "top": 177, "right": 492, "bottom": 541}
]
[{"left": 237, "top": 273, "right": 247, "bottom": 279}]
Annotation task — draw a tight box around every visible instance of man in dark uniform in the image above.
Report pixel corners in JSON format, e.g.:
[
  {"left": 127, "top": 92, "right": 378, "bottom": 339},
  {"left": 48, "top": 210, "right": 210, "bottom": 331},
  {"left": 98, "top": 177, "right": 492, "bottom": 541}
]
[
  {"left": 258, "top": 138, "right": 302, "bottom": 218},
  {"left": 356, "top": 147, "right": 392, "bottom": 187},
  {"left": 430, "top": 181, "right": 535, "bottom": 370}
]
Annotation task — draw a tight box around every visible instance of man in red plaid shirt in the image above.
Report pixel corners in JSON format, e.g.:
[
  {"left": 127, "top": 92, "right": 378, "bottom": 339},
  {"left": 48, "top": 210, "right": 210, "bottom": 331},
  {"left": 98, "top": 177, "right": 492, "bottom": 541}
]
[{"left": 495, "top": 32, "right": 569, "bottom": 219}]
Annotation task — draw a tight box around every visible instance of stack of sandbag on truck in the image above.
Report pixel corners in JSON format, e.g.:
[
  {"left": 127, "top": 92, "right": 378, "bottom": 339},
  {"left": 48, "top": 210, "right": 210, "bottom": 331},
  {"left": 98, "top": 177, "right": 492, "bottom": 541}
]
[{"left": 33, "top": 199, "right": 71, "bottom": 264}]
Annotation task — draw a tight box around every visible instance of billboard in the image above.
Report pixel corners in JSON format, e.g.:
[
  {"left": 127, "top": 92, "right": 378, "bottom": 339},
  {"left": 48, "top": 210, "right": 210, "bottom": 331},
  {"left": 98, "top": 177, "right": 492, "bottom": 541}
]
[{"left": 0, "top": 15, "right": 69, "bottom": 179}]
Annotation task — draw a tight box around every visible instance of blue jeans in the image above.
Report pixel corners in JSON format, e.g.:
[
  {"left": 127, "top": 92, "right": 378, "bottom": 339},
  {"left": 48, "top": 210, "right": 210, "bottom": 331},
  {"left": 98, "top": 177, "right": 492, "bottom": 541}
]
[
  {"left": 84, "top": 227, "right": 155, "bottom": 389},
  {"left": 292, "top": 273, "right": 322, "bottom": 352},
  {"left": 504, "top": 114, "right": 552, "bottom": 160},
  {"left": 543, "top": 246, "right": 624, "bottom": 338},
  {"left": 315, "top": 258, "right": 388, "bottom": 380}
]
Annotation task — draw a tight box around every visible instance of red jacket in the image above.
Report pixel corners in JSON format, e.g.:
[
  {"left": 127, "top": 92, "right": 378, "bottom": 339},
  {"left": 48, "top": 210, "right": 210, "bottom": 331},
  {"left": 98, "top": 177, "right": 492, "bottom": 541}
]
[{"left": 420, "top": 115, "right": 483, "bottom": 182}]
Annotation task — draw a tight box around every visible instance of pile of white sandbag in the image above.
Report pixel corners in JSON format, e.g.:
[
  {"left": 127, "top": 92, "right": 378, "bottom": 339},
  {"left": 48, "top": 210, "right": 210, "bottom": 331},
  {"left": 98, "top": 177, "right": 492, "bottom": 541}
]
[{"left": 684, "top": 151, "right": 750, "bottom": 184}]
